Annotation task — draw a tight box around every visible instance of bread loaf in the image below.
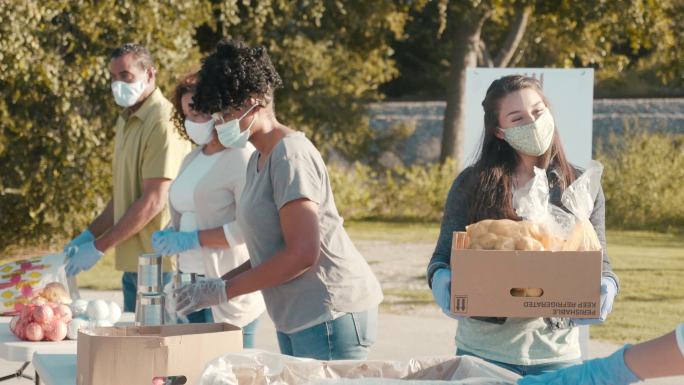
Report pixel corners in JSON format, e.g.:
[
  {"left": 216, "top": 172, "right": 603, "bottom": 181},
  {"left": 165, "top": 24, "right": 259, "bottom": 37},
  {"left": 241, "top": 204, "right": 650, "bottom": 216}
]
[
  {"left": 561, "top": 219, "right": 602, "bottom": 251},
  {"left": 465, "top": 219, "right": 560, "bottom": 251}
]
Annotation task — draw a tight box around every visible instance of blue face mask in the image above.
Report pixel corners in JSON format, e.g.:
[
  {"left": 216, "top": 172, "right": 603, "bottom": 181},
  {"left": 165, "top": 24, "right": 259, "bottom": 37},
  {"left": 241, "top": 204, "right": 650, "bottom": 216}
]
[{"left": 213, "top": 104, "right": 259, "bottom": 148}]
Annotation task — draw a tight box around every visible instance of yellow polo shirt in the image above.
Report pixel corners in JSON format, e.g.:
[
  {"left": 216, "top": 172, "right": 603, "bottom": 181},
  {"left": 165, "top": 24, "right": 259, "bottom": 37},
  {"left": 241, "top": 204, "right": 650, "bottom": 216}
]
[{"left": 112, "top": 88, "right": 190, "bottom": 272}]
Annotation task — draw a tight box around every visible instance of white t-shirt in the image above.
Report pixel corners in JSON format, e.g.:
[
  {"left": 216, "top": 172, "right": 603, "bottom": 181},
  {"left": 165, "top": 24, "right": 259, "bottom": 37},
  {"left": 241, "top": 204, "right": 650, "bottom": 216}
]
[{"left": 169, "top": 151, "right": 222, "bottom": 274}]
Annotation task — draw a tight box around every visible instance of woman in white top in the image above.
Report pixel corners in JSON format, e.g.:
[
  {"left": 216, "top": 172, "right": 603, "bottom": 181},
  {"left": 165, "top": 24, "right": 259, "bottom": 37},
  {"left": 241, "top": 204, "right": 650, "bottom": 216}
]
[{"left": 151, "top": 72, "right": 265, "bottom": 347}]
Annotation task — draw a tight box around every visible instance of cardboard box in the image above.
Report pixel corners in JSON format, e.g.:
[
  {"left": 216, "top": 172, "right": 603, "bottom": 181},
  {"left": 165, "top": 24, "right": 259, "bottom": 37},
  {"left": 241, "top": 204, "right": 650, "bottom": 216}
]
[
  {"left": 77, "top": 323, "right": 242, "bottom": 385},
  {"left": 450, "top": 233, "right": 602, "bottom": 318}
]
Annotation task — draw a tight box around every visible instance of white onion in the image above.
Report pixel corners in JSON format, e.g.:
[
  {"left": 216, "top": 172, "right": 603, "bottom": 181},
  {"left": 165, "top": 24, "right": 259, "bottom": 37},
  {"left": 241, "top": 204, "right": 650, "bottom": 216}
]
[
  {"left": 70, "top": 299, "right": 89, "bottom": 318},
  {"left": 86, "top": 299, "right": 110, "bottom": 321},
  {"left": 107, "top": 301, "right": 122, "bottom": 323},
  {"left": 66, "top": 318, "right": 89, "bottom": 340}
]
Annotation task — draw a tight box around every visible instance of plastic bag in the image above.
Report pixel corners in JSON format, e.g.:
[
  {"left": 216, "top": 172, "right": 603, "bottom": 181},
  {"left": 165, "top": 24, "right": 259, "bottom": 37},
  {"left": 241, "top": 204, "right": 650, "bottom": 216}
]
[
  {"left": 515, "top": 161, "right": 604, "bottom": 251},
  {"left": 161, "top": 273, "right": 189, "bottom": 324},
  {"left": 199, "top": 349, "right": 520, "bottom": 385},
  {"left": 0, "top": 253, "right": 72, "bottom": 315}
]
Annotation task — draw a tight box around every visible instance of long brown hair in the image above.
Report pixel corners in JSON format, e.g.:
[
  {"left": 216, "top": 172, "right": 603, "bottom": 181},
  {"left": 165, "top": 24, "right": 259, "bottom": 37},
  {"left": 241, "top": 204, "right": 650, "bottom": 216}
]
[
  {"left": 467, "top": 75, "right": 576, "bottom": 223},
  {"left": 170, "top": 71, "right": 198, "bottom": 142}
]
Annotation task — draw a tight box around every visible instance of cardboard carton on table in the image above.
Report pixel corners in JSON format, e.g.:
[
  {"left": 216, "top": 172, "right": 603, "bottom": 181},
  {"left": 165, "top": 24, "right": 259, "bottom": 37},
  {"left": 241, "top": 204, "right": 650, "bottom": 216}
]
[{"left": 77, "top": 322, "right": 242, "bottom": 385}]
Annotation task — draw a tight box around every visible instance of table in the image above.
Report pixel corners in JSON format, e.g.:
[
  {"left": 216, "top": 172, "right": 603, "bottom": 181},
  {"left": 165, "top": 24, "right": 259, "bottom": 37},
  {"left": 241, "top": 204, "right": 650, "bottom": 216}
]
[
  {"left": 0, "top": 317, "right": 76, "bottom": 384},
  {"left": 31, "top": 354, "right": 73, "bottom": 385},
  {"left": 0, "top": 313, "right": 134, "bottom": 384}
]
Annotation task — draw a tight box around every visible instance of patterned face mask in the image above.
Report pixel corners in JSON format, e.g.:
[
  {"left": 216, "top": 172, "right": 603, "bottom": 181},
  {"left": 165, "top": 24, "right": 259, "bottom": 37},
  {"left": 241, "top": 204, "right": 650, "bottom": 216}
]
[{"left": 502, "top": 109, "right": 555, "bottom": 156}]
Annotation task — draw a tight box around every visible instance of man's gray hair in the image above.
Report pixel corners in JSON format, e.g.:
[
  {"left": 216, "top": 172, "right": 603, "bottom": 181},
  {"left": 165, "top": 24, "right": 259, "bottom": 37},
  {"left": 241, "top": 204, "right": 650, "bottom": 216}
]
[{"left": 110, "top": 43, "right": 154, "bottom": 70}]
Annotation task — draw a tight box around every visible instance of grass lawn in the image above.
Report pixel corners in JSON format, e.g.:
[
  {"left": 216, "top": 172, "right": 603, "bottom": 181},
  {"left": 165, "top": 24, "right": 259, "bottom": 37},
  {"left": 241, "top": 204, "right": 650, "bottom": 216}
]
[
  {"left": 591, "top": 230, "right": 684, "bottom": 343},
  {"left": 3, "top": 220, "right": 682, "bottom": 344}
]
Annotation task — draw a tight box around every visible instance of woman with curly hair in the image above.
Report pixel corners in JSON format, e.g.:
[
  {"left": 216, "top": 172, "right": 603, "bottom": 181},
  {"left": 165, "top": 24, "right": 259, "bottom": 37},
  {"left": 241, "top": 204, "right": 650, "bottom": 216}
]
[
  {"left": 172, "top": 40, "right": 383, "bottom": 360},
  {"left": 151, "top": 71, "right": 265, "bottom": 347}
]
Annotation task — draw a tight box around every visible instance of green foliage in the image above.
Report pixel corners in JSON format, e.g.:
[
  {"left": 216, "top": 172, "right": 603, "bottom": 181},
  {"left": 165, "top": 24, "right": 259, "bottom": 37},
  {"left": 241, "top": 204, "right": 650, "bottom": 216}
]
[
  {"left": 596, "top": 127, "right": 684, "bottom": 231},
  {"left": 329, "top": 159, "right": 457, "bottom": 221},
  {"left": 202, "top": 0, "right": 420, "bottom": 159},
  {"left": 384, "top": 0, "right": 682, "bottom": 99},
  {"left": 331, "top": 127, "right": 684, "bottom": 231},
  {"left": 0, "top": 0, "right": 209, "bottom": 253},
  {"left": 1, "top": 1, "right": 410, "bottom": 253}
]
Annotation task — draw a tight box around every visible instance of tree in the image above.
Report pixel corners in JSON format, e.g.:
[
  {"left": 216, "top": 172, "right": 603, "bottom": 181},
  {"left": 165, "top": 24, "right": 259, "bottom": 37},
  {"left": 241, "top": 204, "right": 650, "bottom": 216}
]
[
  {"left": 196, "top": 0, "right": 422, "bottom": 160},
  {"left": 0, "top": 0, "right": 212, "bottom": 253},
  {"left": 0, "top": 0, "right": 418, "bottom": 252},
  {"left": 383, "top": 0, "right": 682, "bottom": 165}
]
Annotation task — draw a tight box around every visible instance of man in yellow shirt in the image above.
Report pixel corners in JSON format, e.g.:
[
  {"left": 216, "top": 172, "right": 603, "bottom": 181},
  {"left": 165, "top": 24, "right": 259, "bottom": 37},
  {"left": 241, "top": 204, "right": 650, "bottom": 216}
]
[{"left": 64, "top": 43, "right": 190, "bottom": 311}]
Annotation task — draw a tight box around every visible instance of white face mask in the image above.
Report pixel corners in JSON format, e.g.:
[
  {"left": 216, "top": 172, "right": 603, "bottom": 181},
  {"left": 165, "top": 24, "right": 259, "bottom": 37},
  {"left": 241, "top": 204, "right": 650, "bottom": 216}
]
[
  {"left": 184, "top": 119, "right": 214, "bottom": 145},
  {"left": 214, "top": 104, "right": 259, "bottom": 148},
  {"left": 503, "top": 109, "right": 555, "bottom": 156},
  {"left": 111, "top": 80, "right": 146, "bottom": 107}
]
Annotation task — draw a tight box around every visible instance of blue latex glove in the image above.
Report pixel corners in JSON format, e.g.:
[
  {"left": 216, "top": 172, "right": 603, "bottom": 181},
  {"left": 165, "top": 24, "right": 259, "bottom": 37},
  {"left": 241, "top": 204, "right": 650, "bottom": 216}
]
[
  {"left": 573, "top": 277, "right": 618, "bottom": 325},
  {"left": 518, "top": 345, "right": 640, "bottom": 385},
  {"left": 65, "top": 241, "right": 104, "bottom": 276},
  {"left": 431, "top": 268, "right": 463, "bottom": 320},
  {"left": 152, "top": 229, "right": 201, "bottom": 256},
  {"left": 63, "top": 229, "right": 95, "bottom": 255}
]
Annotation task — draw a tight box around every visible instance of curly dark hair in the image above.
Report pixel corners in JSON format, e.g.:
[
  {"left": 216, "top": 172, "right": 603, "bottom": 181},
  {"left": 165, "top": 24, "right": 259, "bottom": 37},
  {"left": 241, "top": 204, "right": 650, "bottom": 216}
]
[
  {"left": 192, "top": 39, "right": 283, "bottom": 114},
  {"left": 170, "top": 71, "right": 198, "bottom": 142}
]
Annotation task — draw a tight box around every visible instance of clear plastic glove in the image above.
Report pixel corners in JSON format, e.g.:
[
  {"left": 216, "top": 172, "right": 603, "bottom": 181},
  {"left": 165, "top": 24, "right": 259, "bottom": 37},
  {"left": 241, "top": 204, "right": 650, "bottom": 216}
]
[
  {"left": 152, "top": 229, "right": 200, "bottom": 255},
  {"left": 573, "top": 277, "right": 617, "bottom": 325},
  {"left": 173, "top": 278, "right": 227, "bottom": 315},
  {"left": 64, "top": 229, "right": 95, "bottom": 255},
  {"left": 517, "top": 345, "right": 640, "bottom": 385},
  {"left": 162, "top": 277, "right": 187, "bottom": 324},
  {"left": 65, "top": 241, "right": 104, "bottom": 276},
  {"left": 431, "top": 268, "right": 463, "bottom": 320}
]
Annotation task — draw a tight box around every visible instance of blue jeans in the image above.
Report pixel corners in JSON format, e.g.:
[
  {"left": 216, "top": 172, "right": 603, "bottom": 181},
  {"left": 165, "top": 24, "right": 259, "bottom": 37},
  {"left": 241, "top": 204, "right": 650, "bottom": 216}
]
[
  {"left": 456, "top": 348, "right": 581, "bottom": 376},
  {"left": 242, "top": 317, "right": 259, "bottom": 348},
  {"left": 175, "top": 273, "right": 215, "bottom": 324},
  {"left": 121, "top": 271, "right": 174, "bottom": 312},
  {"left": 182, "top": 308, "right": 214, "bottom": 323},
  {"left": 276, "top": 309, "right": 377, "bottom": 360}
]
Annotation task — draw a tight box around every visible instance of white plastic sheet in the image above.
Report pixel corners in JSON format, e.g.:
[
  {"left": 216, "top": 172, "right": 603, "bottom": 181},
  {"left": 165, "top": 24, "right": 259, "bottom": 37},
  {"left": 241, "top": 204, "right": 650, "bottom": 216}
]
[
  {"left": 515, "top": 160, "right": 604, "bottom": 248},
  {"left": 199, "top": 350, "right": 520, "bottom": 385}
]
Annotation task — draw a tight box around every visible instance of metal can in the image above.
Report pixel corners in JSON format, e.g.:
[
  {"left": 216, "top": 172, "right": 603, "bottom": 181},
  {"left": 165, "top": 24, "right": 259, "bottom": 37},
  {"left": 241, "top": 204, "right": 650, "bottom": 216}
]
[
  {"left": 138, "top": 253, "right": 162, "bottom": 294},
  {"left": 135, "top": 294, "right": 165, "bottom": 326}
]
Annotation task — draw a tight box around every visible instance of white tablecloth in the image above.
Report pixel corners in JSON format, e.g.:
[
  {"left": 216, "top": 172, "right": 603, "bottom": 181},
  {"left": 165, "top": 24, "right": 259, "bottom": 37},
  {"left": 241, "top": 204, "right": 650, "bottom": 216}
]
[{"left": 0, "top": 317, "right": 76, "bottom": 363}]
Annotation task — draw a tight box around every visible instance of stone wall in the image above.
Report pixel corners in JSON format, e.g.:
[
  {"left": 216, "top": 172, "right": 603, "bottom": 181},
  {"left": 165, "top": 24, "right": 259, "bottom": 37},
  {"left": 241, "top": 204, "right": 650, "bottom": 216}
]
[{"left": 368, "top": 99, "right": 684, "bottom": 165}]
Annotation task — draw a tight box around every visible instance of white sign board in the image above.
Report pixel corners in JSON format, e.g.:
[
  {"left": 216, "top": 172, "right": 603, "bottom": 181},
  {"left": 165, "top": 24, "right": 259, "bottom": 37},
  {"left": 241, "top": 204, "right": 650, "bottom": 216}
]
[{"left": 464, "top": 68, "right": 594, "bottom": 168}]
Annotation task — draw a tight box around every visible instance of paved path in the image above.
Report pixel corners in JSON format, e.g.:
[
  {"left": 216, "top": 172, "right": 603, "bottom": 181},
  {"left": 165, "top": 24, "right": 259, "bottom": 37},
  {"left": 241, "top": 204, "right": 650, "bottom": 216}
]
[{"left": 1, "top": 290, "right": 680, "bottom": 384}]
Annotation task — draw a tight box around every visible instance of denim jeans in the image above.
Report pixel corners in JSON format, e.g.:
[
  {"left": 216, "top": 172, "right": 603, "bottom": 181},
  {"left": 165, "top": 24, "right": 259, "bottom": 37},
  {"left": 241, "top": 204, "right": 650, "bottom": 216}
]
[
  {"left": 456, "top": 348, "right": 581, "bottom": 376},
  {"left": 121, "top": 271, "right": 174, "bottom": 312},
  {"left": 242, "top": 317, "right": 260, "bottom": 348},
  {"left": 276, "top": 308, "right": 377, "bottom": 360},
  {"left": 181, "top": 308, "right": 214, "bottom": 324}
]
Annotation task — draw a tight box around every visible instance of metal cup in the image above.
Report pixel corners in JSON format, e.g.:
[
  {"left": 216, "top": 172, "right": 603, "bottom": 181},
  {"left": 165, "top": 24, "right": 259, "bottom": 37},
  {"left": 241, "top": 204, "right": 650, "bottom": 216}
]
[
  {"left": 135, "top": 293, "right": 165, "bottom": 326},
  {"left": 138, "top": 253, "right": 162, "bottom": 294}
]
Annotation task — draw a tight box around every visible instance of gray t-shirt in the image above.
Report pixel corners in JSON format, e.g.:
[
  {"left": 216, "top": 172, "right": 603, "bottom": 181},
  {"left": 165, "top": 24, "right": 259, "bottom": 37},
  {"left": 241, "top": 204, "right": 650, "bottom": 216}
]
[{"left": 237, "top": 132, "right": 383, "bottom": 333}]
